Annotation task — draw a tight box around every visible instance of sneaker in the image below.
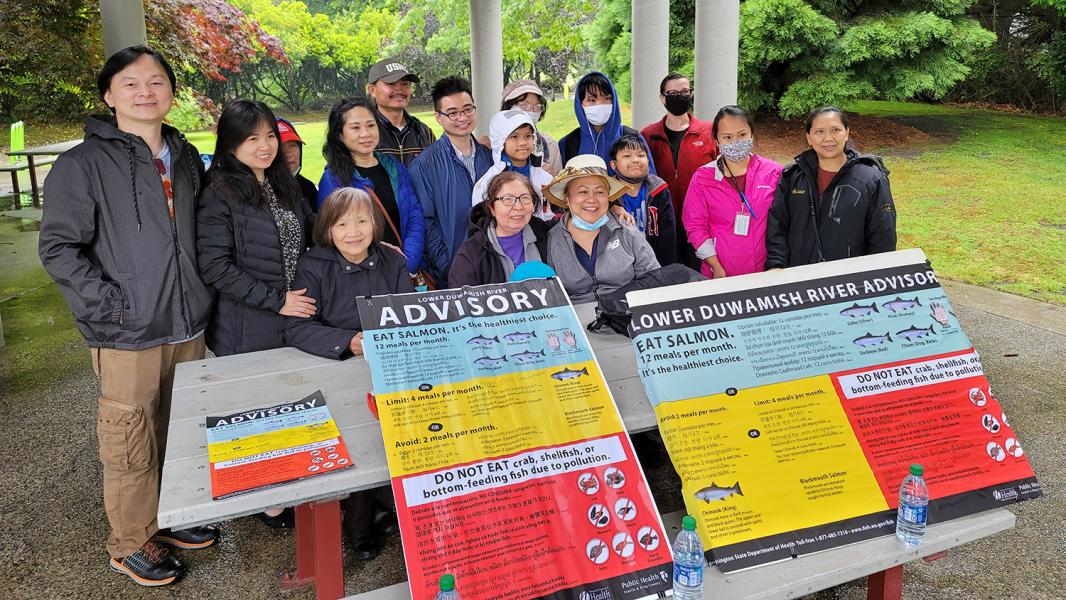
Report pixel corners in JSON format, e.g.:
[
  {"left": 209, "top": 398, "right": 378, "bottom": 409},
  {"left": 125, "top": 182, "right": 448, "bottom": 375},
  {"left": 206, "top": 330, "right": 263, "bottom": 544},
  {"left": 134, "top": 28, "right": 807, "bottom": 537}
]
[
  {"left": 109, "top": 541, "right": 185, "bottom": 587},
  {"left": 256, "top": 508, "right": 294, "bottom": 529},
  {"left": 154, "top": 525, "right": 219, "bottom": 550}
]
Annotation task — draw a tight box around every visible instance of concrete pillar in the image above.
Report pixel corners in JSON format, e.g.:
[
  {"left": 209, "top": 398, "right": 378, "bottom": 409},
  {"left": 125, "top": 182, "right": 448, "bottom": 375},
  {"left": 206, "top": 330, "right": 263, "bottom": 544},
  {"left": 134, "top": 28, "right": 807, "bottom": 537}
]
[
  {"left": 694, "top": 0, "right": 739, "bottom": 121},
  {"left": 631, "top": 0, "right": 671, "bottom": 130},
  {"left": 100, "top": 0, "right": 147, "bottom": 59},
  {"left": 469, "top": 0, "right": 504, "bottom": 139}
]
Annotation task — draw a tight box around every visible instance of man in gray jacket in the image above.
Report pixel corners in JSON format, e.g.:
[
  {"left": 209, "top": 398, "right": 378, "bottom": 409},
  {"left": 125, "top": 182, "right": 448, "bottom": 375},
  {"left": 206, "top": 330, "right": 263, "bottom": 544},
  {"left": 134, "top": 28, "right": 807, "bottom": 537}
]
[{"left": 38, "top": 46, "right": 217, "bottom": 586}]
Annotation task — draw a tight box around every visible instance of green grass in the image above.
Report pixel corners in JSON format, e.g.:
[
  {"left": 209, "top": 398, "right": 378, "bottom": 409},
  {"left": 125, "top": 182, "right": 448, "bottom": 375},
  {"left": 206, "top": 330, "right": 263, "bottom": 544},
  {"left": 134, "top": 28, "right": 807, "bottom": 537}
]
[{"left": 846, "top": 100, "right": 1066, "bottom": 305}]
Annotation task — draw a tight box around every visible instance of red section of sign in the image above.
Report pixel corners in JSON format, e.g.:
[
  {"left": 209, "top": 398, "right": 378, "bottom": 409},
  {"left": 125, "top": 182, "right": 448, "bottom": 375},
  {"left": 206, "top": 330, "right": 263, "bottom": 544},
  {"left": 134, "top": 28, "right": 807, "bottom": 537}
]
[
  {"left": 394, "top": 433, "right": 671, "bottom": 600},
  {"left": 831, "top": 350, "right": 1035, "bottom": 507},
  {"left": 209, "top": 446, "right": 353, "bottom": 499}
]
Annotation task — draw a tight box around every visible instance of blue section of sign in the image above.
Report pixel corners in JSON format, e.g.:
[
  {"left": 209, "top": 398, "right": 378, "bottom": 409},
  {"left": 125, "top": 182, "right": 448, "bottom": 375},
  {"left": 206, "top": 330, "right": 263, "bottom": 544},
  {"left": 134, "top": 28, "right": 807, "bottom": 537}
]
[
  {"left": 633, "top": 288, "right": 972, "bottom": 406},
  {"left": 363, "top": 305, "right": 594, "bottom": 395},
  {"left": 205, "top": 406, "right": 333, "bottom": 444}
]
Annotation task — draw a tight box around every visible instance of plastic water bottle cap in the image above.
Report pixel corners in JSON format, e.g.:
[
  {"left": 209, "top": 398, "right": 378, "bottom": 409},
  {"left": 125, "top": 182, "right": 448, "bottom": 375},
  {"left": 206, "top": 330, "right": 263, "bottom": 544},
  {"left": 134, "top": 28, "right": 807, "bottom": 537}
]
[
  {"left": 439, "top": 574, "right": 455, "bottom": 591},
  {"left": 682, "top": 515, "right": 697, "bottom": 531},
  {"left": 910, "top": 464, "right": 923, "bottom": 476}
]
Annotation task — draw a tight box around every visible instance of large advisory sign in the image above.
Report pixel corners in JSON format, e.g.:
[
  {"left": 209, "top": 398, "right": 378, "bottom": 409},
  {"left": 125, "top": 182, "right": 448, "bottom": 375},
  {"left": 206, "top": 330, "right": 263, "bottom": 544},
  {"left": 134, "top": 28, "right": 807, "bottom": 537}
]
[
  {"left": 358, "top": 279, "right": 672, "bottom": 600},
  {"left": 628, "top": 249, "right": 1041, "bottom": 572}
]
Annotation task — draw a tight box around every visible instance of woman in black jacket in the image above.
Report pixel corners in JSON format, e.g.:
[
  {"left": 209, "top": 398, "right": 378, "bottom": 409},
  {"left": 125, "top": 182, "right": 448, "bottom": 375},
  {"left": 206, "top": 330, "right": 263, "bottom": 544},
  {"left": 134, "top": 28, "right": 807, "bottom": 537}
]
[
  {"left": 765, "top": 106, "right": 897, "bottom": 268},
  {"left": 449, "top": 171, "right": 553, "bottom": 287},
  {"left": 286, "top": 186, "right": 413, "bottom": 560},
  {"left": 197, "top": 100, "right": 316, "bottom": 357}
]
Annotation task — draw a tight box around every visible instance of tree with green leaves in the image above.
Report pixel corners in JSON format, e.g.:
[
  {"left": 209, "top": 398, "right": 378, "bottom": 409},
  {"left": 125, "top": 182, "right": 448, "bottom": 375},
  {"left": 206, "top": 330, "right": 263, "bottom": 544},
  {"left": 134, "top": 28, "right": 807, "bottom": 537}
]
[{"left": 587, "top": 0, "right": 996, "bottom": 117}]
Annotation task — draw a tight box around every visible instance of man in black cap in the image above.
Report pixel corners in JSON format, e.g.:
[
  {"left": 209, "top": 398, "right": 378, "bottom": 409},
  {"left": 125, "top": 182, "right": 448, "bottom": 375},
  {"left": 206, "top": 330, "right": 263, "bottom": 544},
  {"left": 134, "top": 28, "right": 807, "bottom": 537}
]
[{"left": 367, "top": 57, "right": 436, "bottom": 166}]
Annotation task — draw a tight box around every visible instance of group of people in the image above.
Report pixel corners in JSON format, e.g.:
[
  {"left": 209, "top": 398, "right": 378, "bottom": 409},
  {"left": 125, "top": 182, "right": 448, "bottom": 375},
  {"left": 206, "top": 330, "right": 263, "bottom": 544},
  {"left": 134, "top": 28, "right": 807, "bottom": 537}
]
[{"left": 37, "top": 44, "right": 897, "bottom": 588}]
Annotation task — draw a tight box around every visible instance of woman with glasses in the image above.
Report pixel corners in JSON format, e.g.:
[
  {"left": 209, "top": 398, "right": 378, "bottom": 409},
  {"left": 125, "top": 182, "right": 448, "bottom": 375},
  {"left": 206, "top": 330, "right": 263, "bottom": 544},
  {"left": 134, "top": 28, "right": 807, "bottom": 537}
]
[
  {"left": 545, "top": 155, "right": 660, "bottom": 303},
  {"left": 449, "top": 171, "right": 554, "bottom": 287},
  {"left": 501, "top": 79, "right": 562, "bottom": 174},
  {"left": 641, "top": 73, "right": 717, "bottom": 270}
]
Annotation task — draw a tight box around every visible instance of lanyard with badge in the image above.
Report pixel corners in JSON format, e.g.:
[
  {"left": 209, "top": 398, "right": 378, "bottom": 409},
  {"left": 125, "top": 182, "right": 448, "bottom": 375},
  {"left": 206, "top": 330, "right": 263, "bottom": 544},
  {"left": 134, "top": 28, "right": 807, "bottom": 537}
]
[{"left": 722, "top": 159, "right": 754, "bottom": 236}]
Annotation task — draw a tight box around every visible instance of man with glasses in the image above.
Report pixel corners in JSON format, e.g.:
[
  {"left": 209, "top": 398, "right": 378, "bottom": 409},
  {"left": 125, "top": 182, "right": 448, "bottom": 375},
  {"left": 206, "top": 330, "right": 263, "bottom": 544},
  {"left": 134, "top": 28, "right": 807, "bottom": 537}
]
[
  {"left": 409, "top": 76, "right": 493, "bottom": 285},
  {"left": 366, "top": 58, "right": 436, "bottom": 166},
  {"left": 641, "top": 73, "right": 717, "bottom": 269}
]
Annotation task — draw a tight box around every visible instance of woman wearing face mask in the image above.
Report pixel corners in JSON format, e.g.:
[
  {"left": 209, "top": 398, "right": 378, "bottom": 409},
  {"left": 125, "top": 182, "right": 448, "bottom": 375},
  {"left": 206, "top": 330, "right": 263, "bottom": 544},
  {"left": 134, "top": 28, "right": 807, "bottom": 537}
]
[
  {"left": 682, "top": 106, "right": 782, "bottom": 279},
  {"left": 501, "top": 79, "right": 562, "bottom": 174},
  {"left": 558, "top": 72, "right": 655, "bottom": 176},
  {"left": 471, "top": 110, "right": 555, "bottom": 221},
  {"left": 765, "top": 106, "right": 896, "bottom": 268},
  {"left": 285, "top": 187, "right": 414, "bottom": 561},
  {"left": 451, "top": 171, "right": 554, "bottom": 287},
  {"left": 318, "top": 96, "right": 425, "bottom": 275},
  {"left": 545, "top": 155, "right": 661, "bottom": 303}
]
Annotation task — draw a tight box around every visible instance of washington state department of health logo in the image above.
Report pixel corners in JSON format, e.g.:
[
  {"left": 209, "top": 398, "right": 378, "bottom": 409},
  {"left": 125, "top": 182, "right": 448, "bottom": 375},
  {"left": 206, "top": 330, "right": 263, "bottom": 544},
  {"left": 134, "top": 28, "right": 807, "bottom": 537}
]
[
  {"left": 993, "top": 487, "right": 1018, "bottom": 502},
  {"left": 579, "top": 588, "right": 612, "bottom": 600}
]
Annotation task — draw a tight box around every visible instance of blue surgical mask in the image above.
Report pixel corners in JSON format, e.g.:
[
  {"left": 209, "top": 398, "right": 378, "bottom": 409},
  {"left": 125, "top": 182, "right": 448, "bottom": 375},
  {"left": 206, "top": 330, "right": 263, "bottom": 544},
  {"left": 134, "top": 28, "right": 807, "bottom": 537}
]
[{"left": 572, "top": 213, "right": 609, "bottom": 231}]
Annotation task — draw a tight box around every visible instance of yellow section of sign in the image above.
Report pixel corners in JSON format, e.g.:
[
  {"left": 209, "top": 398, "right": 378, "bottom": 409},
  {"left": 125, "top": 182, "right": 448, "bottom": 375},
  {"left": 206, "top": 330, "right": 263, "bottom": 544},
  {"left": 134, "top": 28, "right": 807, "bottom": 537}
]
[
  {"left": 207, "top": 420, "right": 341, "bottom": 462},
  {"left": 655, "top": 375, "right": 888, "bottom": 548},
  {"left": 378, "top": 361, "right": 621, "bottom": 476}
]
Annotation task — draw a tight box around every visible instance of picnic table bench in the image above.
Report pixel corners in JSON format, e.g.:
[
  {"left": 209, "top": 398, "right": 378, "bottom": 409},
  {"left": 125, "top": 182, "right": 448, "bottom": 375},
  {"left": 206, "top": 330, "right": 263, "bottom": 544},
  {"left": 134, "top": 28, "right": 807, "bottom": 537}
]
[
  {"left": 161, "top": 302, "right": 1016, "bottom": 600},
  {"left": 6, "top": 139, "right": 81, "bottom": 208}
]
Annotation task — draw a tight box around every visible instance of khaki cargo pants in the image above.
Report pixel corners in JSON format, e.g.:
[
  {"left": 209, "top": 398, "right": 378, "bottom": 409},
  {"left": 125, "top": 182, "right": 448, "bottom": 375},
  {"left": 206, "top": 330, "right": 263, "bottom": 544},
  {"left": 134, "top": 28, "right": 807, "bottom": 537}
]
[{"left": 90, "top": 338, "right": 205, "bottom": 559}]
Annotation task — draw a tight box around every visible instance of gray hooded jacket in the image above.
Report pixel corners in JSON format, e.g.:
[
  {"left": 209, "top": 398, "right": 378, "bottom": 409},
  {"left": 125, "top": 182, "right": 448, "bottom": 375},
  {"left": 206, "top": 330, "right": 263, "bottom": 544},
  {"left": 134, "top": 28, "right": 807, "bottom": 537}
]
[
  {"left": 547, "top": 213, "right": 660, "bottom": 304},
  {"left": 38, "top": 115, "right": 213, "bottom": 350}
]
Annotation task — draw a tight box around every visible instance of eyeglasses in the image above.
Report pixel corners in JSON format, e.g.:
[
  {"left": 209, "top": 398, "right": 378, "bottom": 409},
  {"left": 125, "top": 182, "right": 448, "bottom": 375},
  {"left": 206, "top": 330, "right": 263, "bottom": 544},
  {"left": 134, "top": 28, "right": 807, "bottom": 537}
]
[
  {"left": 437, "top": 106, "right": 476, "bottom": 121},
  {"left": 494, "top": 193, "right": 535, "bottom": 207},
  {"left": 663, "top": 90, "right": 692, "bottom": 97},
  {"left": 515, "top": 101, "right": 545, "bottom": 113}
]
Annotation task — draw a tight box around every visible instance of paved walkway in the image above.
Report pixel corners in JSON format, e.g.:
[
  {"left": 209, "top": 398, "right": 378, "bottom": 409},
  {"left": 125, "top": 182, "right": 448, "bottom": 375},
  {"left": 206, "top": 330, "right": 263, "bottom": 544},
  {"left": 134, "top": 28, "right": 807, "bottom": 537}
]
[{"left": 0, "top": 215, "right": 1062, "bottom": 598}]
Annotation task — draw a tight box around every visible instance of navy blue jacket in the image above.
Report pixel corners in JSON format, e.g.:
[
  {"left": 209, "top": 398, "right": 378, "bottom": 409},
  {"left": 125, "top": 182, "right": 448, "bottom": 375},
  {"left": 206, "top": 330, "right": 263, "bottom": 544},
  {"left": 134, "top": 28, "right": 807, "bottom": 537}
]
[
  {"left": 408, "top": 135, "right": 493, "bottom": 285},
  {"left": 286, "top": 244, "right": 414, "bottom": 360},
  {"left": 317, "top": 152, "right": 425, "bottom": 273}
]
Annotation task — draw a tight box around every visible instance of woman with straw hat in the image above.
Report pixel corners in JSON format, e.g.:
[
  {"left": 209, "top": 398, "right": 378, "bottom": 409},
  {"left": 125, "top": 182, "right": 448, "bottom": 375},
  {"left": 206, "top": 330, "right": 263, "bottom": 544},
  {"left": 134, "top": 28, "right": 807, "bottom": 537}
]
[{"left": 545, "top": 155, "right": 661, "bottom": 303}]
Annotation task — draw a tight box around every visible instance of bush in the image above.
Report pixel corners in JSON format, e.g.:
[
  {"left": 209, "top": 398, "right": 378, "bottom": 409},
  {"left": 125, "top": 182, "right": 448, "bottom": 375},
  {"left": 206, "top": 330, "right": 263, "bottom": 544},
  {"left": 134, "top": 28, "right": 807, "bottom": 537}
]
[{"left": 166, "top": 89, "right": 217, "bottom": 133}]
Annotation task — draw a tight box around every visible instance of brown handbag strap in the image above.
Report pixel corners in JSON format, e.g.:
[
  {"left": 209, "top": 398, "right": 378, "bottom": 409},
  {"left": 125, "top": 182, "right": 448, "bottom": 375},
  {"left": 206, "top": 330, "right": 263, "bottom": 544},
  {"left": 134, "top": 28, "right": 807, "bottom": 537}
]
[{"left": 366, "top": 186, "right": 402, "bottom": 244}]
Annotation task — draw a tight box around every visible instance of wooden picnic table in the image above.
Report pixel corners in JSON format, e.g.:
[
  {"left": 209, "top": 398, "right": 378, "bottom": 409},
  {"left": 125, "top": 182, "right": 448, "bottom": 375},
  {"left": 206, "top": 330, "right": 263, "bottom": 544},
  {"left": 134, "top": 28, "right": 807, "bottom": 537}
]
[
  {"left": 160, "top": 301, "right": 1016, "bottom": 600},
  {"left": 7, "top": 139, "right": 81, "bottom": 208}
]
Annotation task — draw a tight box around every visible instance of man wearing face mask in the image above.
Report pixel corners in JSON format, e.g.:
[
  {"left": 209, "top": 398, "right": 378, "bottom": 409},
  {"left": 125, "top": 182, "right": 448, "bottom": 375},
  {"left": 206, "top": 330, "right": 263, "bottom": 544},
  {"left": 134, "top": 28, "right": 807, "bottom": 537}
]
[
  {"left": 642, "top": 73, "right": 717, "bottom": 270},
  {"left": 559, "top": 72, "right": 655, "bottom": 177}
]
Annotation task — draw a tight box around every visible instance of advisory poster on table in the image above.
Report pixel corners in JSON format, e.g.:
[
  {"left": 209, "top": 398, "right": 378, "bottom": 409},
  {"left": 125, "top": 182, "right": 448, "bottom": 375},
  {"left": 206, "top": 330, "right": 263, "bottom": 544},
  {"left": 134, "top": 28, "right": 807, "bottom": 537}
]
[
  {"left": 628, "top": 249, "right": 1041, "bottom": 572},
  {"left": 357, "top": 279, "right": 672, "bottom": 600}
]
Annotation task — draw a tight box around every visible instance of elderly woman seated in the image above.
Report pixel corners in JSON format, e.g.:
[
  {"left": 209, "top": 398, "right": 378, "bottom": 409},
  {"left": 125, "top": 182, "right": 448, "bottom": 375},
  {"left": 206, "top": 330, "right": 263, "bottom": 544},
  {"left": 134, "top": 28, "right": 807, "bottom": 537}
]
[
  {"left": 545, "top": 155, "right": 660, "bottom": 303},
  {"left": 449, "top": 171, "right": 554, "bottom": 287}
]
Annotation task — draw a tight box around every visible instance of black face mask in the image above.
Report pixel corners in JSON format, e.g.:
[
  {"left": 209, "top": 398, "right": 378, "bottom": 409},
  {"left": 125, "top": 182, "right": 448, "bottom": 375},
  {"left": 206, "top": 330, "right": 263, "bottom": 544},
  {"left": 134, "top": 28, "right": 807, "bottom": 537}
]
[{"left": 664, "top": 94, "right": 691, "bottom": 116}]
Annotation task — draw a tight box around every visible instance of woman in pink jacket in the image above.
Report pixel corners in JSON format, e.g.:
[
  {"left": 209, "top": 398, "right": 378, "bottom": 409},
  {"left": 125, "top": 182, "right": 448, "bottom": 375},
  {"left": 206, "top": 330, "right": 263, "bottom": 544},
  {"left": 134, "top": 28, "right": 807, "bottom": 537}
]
[{"left": 682, "top": 106, "right": 783, "bottom": 278}]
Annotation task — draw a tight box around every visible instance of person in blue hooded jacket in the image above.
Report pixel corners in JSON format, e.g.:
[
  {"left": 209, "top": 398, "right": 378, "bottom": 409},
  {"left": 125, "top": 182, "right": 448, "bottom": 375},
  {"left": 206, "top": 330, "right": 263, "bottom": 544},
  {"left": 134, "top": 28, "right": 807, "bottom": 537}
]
[
  {"left": 409, "top": 76, "right": 493, "bottom": 286},
  {"left": 559, "top": 72, "right": 655, "bottom": 176},
  {"left": 318, "top": 96, "right": 424, "bottom": 274}
]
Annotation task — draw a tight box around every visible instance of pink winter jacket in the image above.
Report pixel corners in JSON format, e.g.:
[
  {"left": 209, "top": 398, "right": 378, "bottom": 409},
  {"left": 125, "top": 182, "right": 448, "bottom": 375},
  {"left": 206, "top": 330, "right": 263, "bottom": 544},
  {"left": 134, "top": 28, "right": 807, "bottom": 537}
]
[{"left": 682, "top": 154, "right": 783, "bottom": 278}]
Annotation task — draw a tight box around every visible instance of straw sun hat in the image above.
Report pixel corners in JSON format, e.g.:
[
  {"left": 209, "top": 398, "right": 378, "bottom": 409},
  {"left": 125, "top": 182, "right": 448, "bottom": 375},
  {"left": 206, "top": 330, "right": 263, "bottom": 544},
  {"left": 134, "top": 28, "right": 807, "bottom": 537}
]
[{"left": 542, "top": 155, "right": 628, "bottom": 208}]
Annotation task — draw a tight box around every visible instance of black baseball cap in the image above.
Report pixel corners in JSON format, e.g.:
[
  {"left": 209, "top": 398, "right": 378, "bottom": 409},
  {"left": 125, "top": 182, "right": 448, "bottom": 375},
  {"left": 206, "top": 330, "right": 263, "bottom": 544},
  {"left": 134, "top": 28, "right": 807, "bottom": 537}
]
[{"left": 368, "top": 58, "right": 420, "bottom": 84}]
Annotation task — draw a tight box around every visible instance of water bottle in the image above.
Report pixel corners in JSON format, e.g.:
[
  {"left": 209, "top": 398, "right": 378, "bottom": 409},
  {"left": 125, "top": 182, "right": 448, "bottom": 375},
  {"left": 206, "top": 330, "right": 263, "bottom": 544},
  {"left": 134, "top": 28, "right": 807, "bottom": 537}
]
[
  {"left": 435, "top": 573, "right": 460, "bottom": 600},
  {"left": 895, "top": 463, "right": 929, "bottom": 545},
  {"left": 672, "top": 515, "right": 704, "bottom": 600}
]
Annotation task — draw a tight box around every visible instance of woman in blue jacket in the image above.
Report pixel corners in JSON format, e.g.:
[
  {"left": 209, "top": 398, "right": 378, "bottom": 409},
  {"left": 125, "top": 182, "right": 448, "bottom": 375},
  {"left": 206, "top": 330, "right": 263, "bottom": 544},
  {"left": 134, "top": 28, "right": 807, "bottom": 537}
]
[{"left": 318, "top": 96, "right": 425, "bottom": 273}]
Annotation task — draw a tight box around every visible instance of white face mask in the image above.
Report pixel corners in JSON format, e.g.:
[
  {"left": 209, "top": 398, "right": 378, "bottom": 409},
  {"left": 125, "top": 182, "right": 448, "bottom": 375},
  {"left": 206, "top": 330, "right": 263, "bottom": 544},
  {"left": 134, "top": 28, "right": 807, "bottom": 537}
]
[
  {"left": 584, "top": 104, "right": 613, "bottom": 126},
  {"left": 521, "top": 110, "right": 541, "bottom": 124}
]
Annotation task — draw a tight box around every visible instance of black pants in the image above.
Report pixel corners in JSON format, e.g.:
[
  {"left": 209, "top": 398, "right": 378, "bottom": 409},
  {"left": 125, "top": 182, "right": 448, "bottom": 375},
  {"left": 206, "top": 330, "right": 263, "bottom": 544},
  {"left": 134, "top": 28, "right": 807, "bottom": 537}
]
[{"left": 341, "top": 489, "right": 376, "bottom": 543}]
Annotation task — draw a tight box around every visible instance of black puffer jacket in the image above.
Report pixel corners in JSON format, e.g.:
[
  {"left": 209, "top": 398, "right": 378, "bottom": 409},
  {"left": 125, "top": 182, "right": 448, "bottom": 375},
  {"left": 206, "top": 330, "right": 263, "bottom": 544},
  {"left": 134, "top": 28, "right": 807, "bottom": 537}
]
[
  {"left": 38, "top": 116, "right": 213, "bottom": 350},
  {"left": 196, "top": 180, "right": 313, "bottom": 356},
  {"left": 765, "top": 148, "right": 896, "bottom": 269},
  {"left": 286, "top": 243, "right": 414, "bottom": 360}
]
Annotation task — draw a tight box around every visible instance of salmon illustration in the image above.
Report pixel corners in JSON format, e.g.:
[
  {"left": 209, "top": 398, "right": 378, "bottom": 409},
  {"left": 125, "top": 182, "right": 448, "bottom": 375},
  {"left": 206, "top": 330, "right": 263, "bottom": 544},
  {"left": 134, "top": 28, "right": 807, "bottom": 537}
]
[
  {"left": 839, "top": 302, "right": 878, "bottom": 318},
  {"left": 694, "top": 482, "right": 744, "bottom": 503},
  {"left": 882, "top": 297, "right": 922, "bottom": 313},
  {"left": 503, "top": 331, "right": 537, "bottom": 343},
  {"left": 467, "top": 335, "right": 499, "bottom": 347},
  {"left": 510, "top": 350, "right": 545, "bottom": 363},
  {"left": 552, "top": 366, "right": 589, "bottom": 380},
  {"left": 896, "top": 324, "right": 936, "bottom": 341},
  {"left": 473, "top": 356, "right": 508, "bottom": 368},
  {"left": 853, "top": 332, "right": 892, "bottom": 347}
]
